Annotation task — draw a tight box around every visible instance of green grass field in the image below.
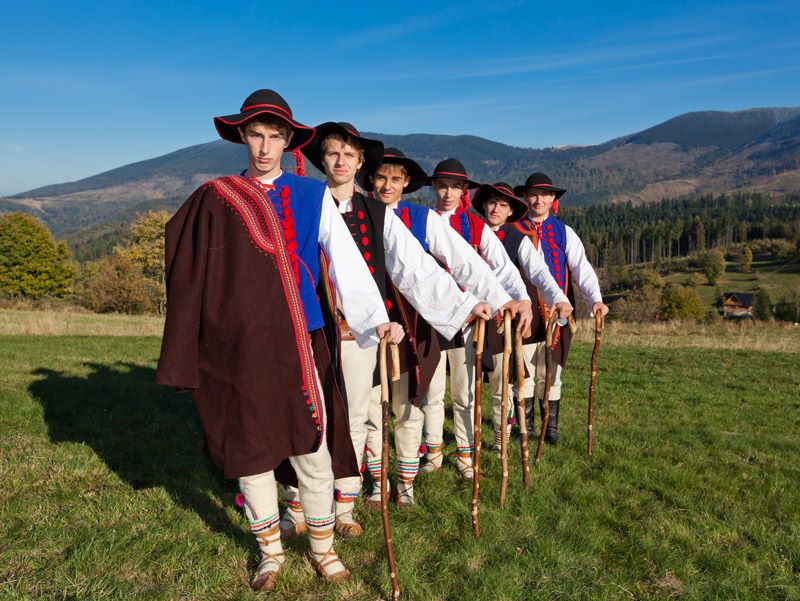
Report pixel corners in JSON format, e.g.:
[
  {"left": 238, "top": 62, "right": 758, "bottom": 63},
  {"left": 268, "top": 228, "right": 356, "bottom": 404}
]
[{"left": 1, "top": 335, "right": 798, "bottom": 600}]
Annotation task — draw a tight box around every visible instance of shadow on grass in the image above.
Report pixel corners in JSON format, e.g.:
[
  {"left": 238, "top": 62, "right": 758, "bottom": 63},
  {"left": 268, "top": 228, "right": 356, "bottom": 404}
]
[{"left": 29, "top": 361, "right": 252, "bottom": 551}]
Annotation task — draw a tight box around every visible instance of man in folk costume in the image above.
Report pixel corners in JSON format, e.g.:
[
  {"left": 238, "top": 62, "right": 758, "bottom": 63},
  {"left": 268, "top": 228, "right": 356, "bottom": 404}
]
[
  {"left": 156, "top": 90, "right": 399, "bottom": 593},
  {"left": 511, "top": 172, "right": 609, "bottom": 443},
  {"left": 471, "top": 182, "right": 573, "bottom": 451},
  {"left": 361, "top": 149, "right": 510, "bottom": 505},
  {"left": 277, "top": 123, "right": 488, "bottom": 538},
  {"left": 419, "top": 159, "right": 534, "bottom": 479}
]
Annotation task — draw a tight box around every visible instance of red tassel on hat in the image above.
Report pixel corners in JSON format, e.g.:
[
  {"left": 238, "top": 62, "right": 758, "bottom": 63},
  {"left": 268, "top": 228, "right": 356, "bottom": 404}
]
[
  {"left": 292, "top": 148, "right": 306, "bottom": 176},
  {"left": 552, "top": 199, "right": 559, "bottom": 215},
  {"left": 460, "top": 188, "right": 471, "bottom": 209}
]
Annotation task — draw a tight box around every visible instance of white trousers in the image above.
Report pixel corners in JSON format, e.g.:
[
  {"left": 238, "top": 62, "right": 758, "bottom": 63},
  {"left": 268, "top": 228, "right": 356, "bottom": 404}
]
[
  {"left": 421, "top": 322, "right": 476, "bottom": 452},
  {"left": 334, "top": 340, "right": 381, "bottom": 500}
]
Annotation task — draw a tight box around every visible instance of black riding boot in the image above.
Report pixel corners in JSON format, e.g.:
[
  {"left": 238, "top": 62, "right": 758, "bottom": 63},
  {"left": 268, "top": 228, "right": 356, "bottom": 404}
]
[{"left": 545, "top": 399, "right": 560, "bottom": 445}]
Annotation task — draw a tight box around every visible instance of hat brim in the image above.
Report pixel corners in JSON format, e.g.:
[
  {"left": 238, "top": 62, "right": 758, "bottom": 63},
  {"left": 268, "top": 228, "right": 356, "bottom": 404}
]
[
  {"left": 360, "top": 156, "right": 428, "bottom": 194},
  {"left": 513, "top": 183, "right": 566, "bottom": 199},
  {"left": 300, "top": 122, "right": 385, "bottom": 177},
  {"left": 213, "top": 108, "right": 316, "bottom": 151},
  {"left": 425, "top": 172, "right": 480, "bottom": 189},
  {"left": 473, "top": 184, "right": 528, "bottom": 223}
]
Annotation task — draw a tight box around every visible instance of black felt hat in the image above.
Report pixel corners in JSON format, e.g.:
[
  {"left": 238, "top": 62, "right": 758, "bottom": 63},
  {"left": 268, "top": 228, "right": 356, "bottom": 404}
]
[
  {"left": 300, "top": 122, "right": 384, "bottom": 176},
  {"left": 360, "top": 147, "right": 428, "bottom": 194},
  {"left": 513, "top": 172, "right": 567, "bottom": 199},
  {"left": 425, "top": 158, "right": 480, "bottom": 189},
  {"left": 472, "top": 181, "right": 528, "bottom": 222},
  {"left": 213, "top": 89, "right": 315, "bottom": 151}
]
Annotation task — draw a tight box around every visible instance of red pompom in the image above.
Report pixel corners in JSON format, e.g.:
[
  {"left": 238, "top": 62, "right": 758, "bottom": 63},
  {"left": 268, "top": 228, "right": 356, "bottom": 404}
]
[{"left": 292, "top": 148, "right": 306, "bottom": 176}]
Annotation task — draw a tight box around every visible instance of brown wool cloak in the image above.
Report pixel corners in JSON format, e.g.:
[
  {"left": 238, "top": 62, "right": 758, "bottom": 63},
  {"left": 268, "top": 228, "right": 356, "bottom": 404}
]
[{"left": 156, "top": 182, "right": 358, "bottom": 481}]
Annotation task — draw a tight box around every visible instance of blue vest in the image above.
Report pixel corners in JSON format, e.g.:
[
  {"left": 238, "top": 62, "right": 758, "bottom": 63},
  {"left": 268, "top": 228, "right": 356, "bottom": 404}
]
[
  {"left": 394, "top": 200, "right": 430, "bottom": 252},
  {"left": 539, "top": 216, "right": 568, "bottom": 291},
  {"left": 268, "top": 172, "right": 325, "bottom": 331}
]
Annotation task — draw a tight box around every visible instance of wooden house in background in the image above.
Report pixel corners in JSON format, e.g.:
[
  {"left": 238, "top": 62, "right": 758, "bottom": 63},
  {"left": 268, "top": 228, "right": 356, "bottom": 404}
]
[{"left": 723, "top": 292, "right": 753, "bottom": 319}]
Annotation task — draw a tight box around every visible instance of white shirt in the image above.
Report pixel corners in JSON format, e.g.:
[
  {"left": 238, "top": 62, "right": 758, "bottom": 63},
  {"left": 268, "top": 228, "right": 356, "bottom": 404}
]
[
  {"left": 438, "top": 208, "right": 530, "bottom": 303},
  {"left": 337, "top": 197, "right": 477, "bottom": 341},
  {"left": 530, "top": 219, "right": 603, "bottom": 310},
  {"left": 423, "top": 209, "right": 512, "bottom": 313},
  {"left": 261, "top": 172, "right": 389, "bottom": 348}
]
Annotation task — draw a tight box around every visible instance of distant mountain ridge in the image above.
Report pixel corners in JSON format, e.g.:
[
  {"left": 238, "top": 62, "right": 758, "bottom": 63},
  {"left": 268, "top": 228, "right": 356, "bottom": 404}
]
[{"left": 4, "top": 107, "right": 800, "bottom": 240}]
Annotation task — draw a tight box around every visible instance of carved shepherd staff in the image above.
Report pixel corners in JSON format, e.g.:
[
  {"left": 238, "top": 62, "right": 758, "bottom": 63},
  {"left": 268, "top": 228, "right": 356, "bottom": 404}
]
[
  {"left": 515, "top": 329, "right": 531, "bottom": 488},
  {"left": 588, "top": 312, "right": 604, "bottom": 455},
  {"left": 471, "top": 318, "right": 486, "bottom": 538},
  {"left": 499, "top": 310, "right": 512, "bottom": 507},
  {"left": 379, "top": 335, "right": 400, "bottom": 600},
  {"left": 534, "top": 312, "right": 577, "bottom": 465}
]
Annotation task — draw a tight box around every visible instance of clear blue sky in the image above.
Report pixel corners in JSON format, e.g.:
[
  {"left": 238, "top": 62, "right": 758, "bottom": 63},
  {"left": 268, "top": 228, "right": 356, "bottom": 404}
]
[{"left": 1, "top": 0, "right": 798, "bottom": 196}]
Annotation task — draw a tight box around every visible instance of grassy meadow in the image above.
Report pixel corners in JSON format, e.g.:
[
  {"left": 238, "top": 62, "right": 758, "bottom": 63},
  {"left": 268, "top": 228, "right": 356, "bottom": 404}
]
[{"left": 0, "top": 315, "right": 798, "bottom": 600}]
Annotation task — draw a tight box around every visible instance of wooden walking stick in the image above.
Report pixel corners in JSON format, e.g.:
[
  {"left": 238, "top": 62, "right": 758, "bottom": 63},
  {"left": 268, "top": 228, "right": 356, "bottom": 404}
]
[
  {"left": 471, "top": 318, "right": 486, "bottom": 539},
  {"left": 499, "top": 310, "right": 512, "bottom": 507},
  {"left": 515, "top": 329, "right": 530, "bottom": 488},
  {"left": 379, "top": 335, "right": 400, "bottom": 600},
  {"left": 534, "top": 311, "right": 559, "bottom": 466},
  {"left": 588, "top": 312, "right": 604, "bottom": 456}
]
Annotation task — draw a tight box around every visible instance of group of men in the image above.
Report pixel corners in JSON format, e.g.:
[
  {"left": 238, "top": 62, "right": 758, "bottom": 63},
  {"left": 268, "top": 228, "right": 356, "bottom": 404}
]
[{"left": 156, "top": 89, "right": 609, "bottom": 593}]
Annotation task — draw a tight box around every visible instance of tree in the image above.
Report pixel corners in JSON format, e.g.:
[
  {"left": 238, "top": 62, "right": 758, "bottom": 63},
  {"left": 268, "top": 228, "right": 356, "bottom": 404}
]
[
  {"left": 660, "top": 283, "right": 706, "bottom": 320},
  {"left": 737, "top": 246, "right": 753, "bottom": 273},
  {"left": 0, "top": 212, "right": 74, "bottom": 299},
  {"left": 752, "top": 288, "right": 773, "bottom": 321},
  {"left": 83, "top": 254, "right": 157, "bottom": 314},
  {"left": 114, "top": 211, "right": 170, "bottom": 313},
  {"left": 687, "top": 272, "right": 704, "bottom": 288},
  {"left": 701, "top": 249, "right": 726, "bottom": 285}
]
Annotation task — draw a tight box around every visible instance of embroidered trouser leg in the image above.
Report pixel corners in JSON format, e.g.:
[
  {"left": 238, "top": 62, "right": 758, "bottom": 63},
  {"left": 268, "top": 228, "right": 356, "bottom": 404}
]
[
  {"left": 334, "top": 340, "right": 379, "bottom": 511},
  {"left": 450, "top": 322, "right": 477, "bottom": 458},
  {"left": 241, "top": 366, "right": 338, "bottom": 572},
  {"left": 488, "top": 350, "right": 513, "bottom": 434},
  {"left": 421, "top": 350, "right": 448, "bottom": 449},
  {"left": 389, "top": 373, "right": 422, "bottom": 486},
  {"left": 530, "top": 341, "right": 563, "bottom": 400}
]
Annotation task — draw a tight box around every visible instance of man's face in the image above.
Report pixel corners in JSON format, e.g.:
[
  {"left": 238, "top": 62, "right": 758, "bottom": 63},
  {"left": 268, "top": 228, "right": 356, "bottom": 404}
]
[
  {"left": 485, "top": 196, "right": 513, "bottom": 227},
  {"left": 433, "top": 177, "right": 467, "bottom": 212},
  {"left": 526, "top": 189, "right": 556, "bottom": 220},
  {"left": 240, "top": 121, "right": 292, "bottom": 178},
  {"left": 321, "top": 138, "right": 363, "bottom": 187},
  {"left": 371, "top": 164, "right": 409, "bottom": 206}
]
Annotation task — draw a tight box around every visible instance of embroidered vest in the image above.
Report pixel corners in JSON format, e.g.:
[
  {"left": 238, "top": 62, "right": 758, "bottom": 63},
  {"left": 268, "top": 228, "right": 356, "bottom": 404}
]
[
  {"left": 341, "top": 192, "right": 387, "bottom": 301},
  {"left": 439, "top": 207, "right": 484, "bottom": 249},
  {"left": 394, "top": 200, "right": 430, "bottom": 252}
]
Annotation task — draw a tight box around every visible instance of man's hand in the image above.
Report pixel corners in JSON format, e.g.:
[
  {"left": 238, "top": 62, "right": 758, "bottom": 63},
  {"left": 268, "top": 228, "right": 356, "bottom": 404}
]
[
  {"left": 554, "top": 301, "right": 573, "bottom": 320},
  {"left": 514, "top": 300, "right": 533, "bottom": 334},
  {"left": 592, "top": 301, "right": 609, "bottom": 317},
  {"left": 469, "top": 302, "right": 493, "bottom": 321},
  {"left": 499, "top": 300, "right": 519, "bottom": 319},
  {"left": 376, "top": 321, "right": 405, "bottom": 344}
]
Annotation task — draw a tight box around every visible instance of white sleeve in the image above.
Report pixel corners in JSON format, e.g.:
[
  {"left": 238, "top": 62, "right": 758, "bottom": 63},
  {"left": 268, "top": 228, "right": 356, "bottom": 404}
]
[
  {"left": 479, "top": 227, "right": 530, "bottom": 302},
  {"left": 518, "top": 236, "right": 570, "bottom": 307},
  {"left": 564, "top": 224, "right": 603, "bottom": 310},
  {"left": 318, "top": 188, "right": 389, "bottom": 347},
  {"left": 424, "top": 210, "right": 512, "bottom": 313},
  {"left": 383, "top": 209, "right": 477, "bottom": 340}
]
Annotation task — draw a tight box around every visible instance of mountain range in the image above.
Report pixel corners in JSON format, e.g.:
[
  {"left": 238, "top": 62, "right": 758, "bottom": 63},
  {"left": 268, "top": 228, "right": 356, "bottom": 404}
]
[{"left": 2, "top": 107, "right": 800, "bottom": 243}]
